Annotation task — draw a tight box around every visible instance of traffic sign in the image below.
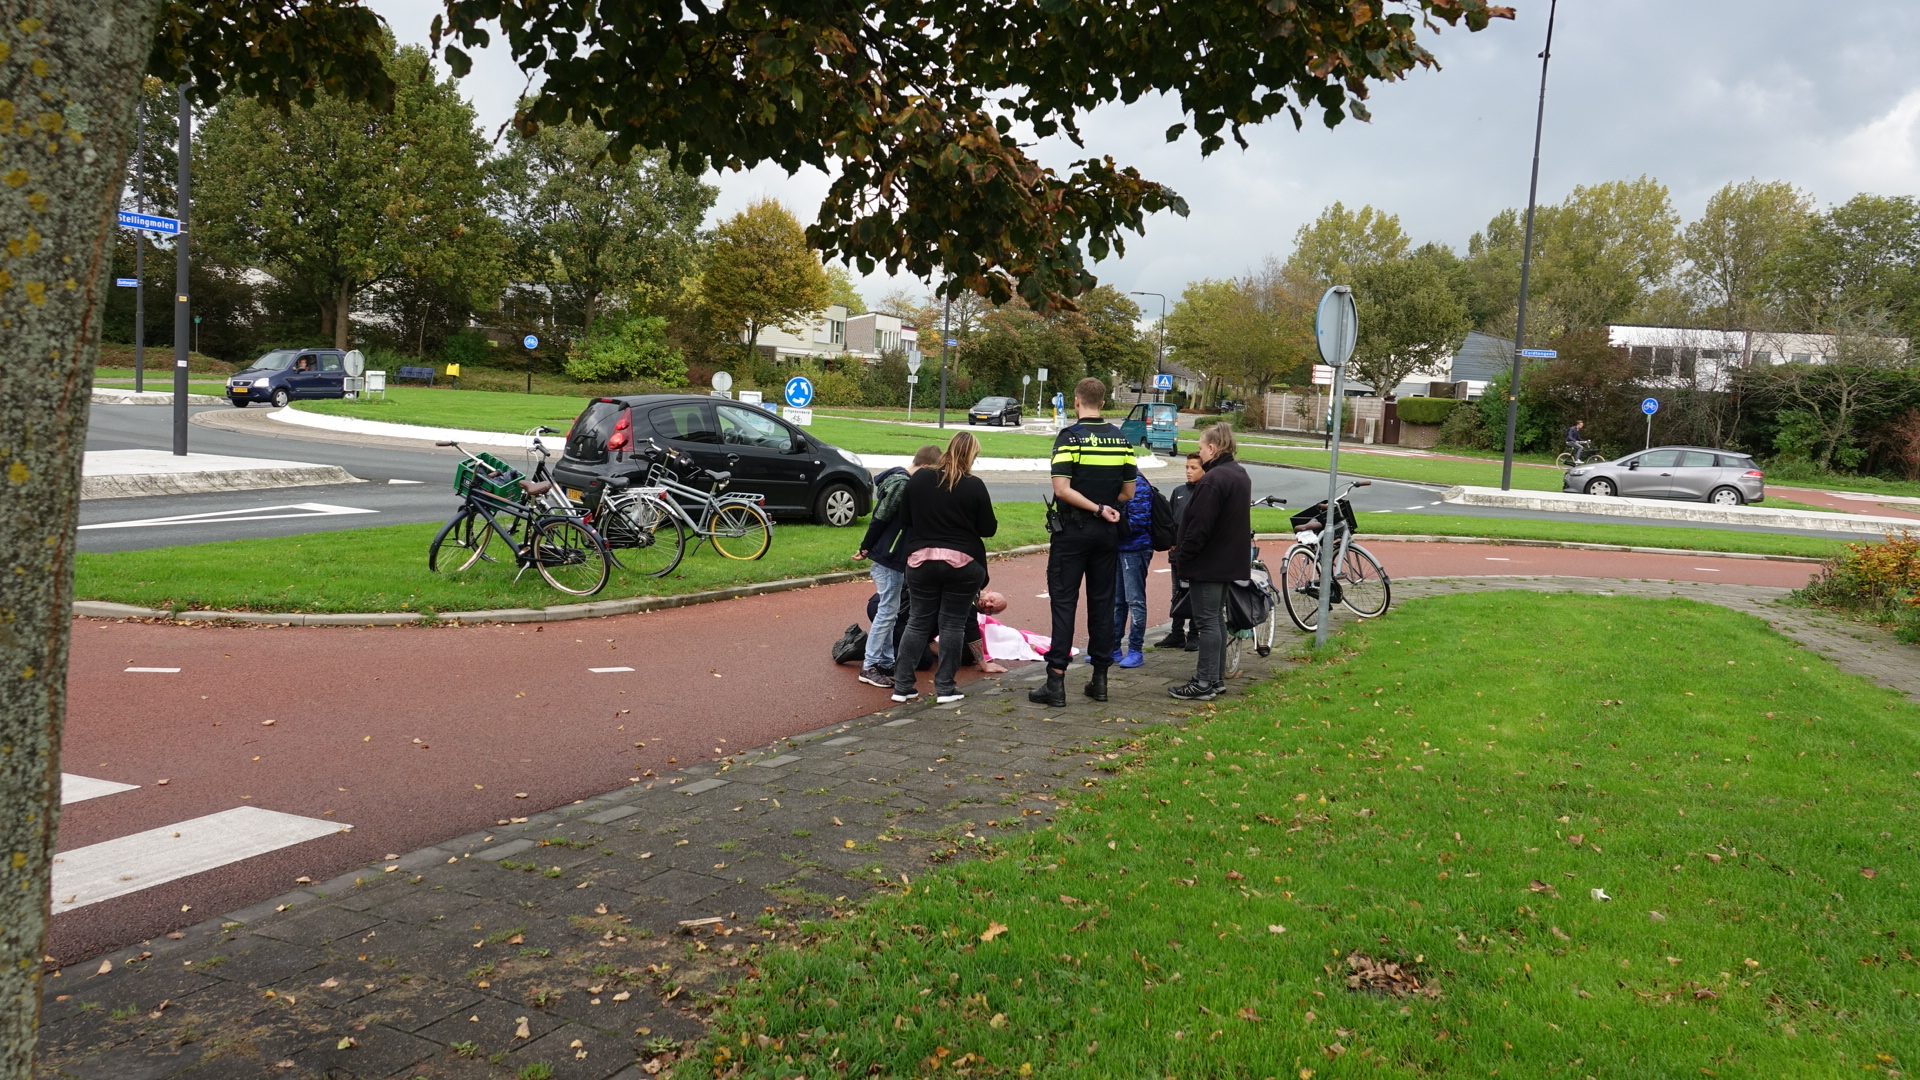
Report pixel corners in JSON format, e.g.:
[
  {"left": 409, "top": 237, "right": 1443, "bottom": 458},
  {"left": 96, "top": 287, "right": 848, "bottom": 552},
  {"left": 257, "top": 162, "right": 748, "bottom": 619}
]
[
  {"left": 1315, "top": 286, "right": 1358, "bottom": 369},
  {"left": 523, "top": 334, "right": 539, "bottom": 349},
  {"left": 1022, "top": 374, "right": 1031, "bottom": 386},
  {"left": 1519, "top": 348, "right": 1558, "bottom": 358},
  {"left": 1037, "top": 367, "right": 1048, "bottom": 382},
  {"left": 1152, "top": 373, "right": 1174, "bottom": 391},
  {"left": 117, "top": 210, "right": 180, "bottom": 235},
  {"left": 906, "top": 375, "right": 919, "bottom": 385},
  {"left": 944, "top": 338, "right": 958, "bottom": 347},
  {"left": 907, "top": 355, "right": 922, "bottom": 374},
  {"left": 783, "top": 406, "right": 813, "bottom": 426},
  {"left": 114, "top": 278, "right": 138, "bottom": 288},
  {"left": 711, "top": 370, "right": 734, "bottom": 392},
  {"left": 783, "top": 375, "right": 815, "bottom": 408},
  {"left": 343, "top": 350, "right": 365, "bottom": 376},
  {"left": 1641, "top": 397, "right": 1660, "bottom": 415}
]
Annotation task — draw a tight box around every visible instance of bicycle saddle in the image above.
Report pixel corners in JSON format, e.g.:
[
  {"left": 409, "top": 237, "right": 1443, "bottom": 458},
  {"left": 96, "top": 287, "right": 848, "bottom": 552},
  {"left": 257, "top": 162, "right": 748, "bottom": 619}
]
[
  {"left": 520, "top": 478, "right": 555, "bottom": 496},
  {"left": 705, "top": 470, "right": 731, "bottom": 485}
]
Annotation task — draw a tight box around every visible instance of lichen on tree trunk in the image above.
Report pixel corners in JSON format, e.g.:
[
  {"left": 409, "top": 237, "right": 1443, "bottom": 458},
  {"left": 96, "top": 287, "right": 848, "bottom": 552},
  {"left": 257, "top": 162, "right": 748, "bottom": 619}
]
[{"left": 0, "top": 4, "right": 157, "bottom": 1076}]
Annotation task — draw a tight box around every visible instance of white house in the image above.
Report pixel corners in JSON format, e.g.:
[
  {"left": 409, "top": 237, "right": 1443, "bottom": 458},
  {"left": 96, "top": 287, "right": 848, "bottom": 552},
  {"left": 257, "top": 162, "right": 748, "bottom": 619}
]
[
  {"left": 745, "top": 305, "right": 920, "bottom": 364},
  {"left": 1607, "top": 324, "right": 1910, "bottom": 393}
]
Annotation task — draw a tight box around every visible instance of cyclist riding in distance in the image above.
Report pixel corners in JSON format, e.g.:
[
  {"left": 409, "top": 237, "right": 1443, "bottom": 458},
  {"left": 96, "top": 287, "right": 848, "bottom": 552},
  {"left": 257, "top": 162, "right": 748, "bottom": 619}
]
[{"left": 1564, "top": 419, "right": 1594, "bottom": 465}]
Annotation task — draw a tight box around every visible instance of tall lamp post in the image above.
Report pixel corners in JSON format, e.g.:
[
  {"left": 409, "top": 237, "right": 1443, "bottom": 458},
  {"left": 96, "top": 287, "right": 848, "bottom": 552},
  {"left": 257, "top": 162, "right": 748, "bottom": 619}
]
[
  {"left": 1130, "top": 290, "right": 1168, "bottom": 400},
  {"left": 172, "top": 84, "right": 191, "bottom": 457},
  {"left": 1499, "top": 0, "right": 1559, "bottom": 491}
]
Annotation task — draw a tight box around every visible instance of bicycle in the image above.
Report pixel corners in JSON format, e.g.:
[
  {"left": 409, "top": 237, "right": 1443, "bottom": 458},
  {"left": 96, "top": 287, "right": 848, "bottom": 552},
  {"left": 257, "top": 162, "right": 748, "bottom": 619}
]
[
  {"left": 1277, "top": 480, "right": 1392, "bottom": 632},
  {"left": 1555, "top": 440, "right": 1599, "bottom": 468},
  {"left": 578, "top": 439, "right": 773, "bottom": 575},
  {"left": 427, "top": 441, "right": 613, "bottom": 596}
]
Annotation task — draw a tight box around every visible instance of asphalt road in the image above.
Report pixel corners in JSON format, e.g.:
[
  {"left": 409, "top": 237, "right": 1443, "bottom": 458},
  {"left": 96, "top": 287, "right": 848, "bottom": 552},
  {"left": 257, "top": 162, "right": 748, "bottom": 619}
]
[{"left": 52, "top": 543, "right": 1817, "bottom": 964}]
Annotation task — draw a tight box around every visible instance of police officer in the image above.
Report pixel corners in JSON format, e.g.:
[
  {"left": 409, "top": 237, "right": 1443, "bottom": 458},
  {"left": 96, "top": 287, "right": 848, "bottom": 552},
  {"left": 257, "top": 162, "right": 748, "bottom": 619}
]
[{"left": 1030, "top": 377, "right": 1137, "bottom": 707}]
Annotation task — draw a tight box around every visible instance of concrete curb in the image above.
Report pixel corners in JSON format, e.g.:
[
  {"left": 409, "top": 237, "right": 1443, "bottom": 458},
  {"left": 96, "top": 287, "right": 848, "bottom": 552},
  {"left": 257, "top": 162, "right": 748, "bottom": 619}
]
[
  {"left": 71, "top": 542, "right": 1056, "bottom": 627},
  {"left": 1342, "top": 532, "right": 1827, "bottom": 563},
  {"left": 1442, "top": 484, "right": 1913, "bottom": 535},
  {"left": 91, "top": 387, "right": 228, "bottom": 406},
  {"left": 80, "top": 463, "right": 360, "bottom": 500}
]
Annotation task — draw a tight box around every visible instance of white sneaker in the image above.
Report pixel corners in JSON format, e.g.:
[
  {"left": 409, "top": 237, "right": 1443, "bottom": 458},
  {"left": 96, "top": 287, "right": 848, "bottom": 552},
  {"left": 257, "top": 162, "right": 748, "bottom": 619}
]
[{"left": 936, "top": 692, "right": 965, "bottom": 704}]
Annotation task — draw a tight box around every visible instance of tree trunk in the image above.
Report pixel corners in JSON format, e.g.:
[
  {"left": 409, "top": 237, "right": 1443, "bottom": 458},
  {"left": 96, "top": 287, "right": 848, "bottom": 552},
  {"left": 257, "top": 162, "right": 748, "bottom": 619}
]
[
  {"left": 334, "top": 280, "right": 351, "bottom": 350},
  {"left": 318, "top": 293, "right": 335, "bottom": 344},
  {"left": 0, "top": 5, "right": 160, "bottom": 1076},
  {"left": 581, "top": 291, "right": 596, "bottom": 334}
]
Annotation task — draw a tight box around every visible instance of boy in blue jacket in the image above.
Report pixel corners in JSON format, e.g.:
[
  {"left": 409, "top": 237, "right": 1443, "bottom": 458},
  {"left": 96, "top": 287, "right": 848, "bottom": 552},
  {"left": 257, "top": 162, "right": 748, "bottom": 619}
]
[
  {"left": 1110, "top": 473, "right": 1158, "bottom": 668},
  {"left": 854, "top": 444, "right": 942, "bottom": 686}
]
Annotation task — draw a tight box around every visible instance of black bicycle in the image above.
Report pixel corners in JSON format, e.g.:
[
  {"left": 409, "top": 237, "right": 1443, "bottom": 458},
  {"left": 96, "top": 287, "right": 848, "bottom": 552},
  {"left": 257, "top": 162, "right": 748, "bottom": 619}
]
[{"left": 428, "top": 441, "right": 613, "bottom": 596}]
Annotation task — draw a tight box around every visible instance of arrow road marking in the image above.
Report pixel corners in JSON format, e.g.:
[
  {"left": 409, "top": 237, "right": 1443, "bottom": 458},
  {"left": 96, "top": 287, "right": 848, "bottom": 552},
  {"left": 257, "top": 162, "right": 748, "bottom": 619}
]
[
  {"left": 51, "top": 806, "right": 349, "bottom": 911},
  {"left": 80, "top": 502, "right": 378, "bottom": 531},
  {"left": 61, "top": 774, "right": 139, "bottom": 805}
]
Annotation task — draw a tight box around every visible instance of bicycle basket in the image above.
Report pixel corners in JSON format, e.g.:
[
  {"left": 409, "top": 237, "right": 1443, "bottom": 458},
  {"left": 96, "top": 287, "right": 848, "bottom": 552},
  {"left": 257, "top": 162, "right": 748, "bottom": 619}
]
[
  {"left": 1289, "top": 503, "right": 1326, "bottom": 531},
  {"left": 453, "top": 452, "right": 524, "bottom": 501}
]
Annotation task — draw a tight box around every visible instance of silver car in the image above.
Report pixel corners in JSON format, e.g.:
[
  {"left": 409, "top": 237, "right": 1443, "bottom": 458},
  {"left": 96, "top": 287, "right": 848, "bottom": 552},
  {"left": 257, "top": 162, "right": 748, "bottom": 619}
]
[{"left": 1563, "top": 446, "right": 1766, "bottom": 506}]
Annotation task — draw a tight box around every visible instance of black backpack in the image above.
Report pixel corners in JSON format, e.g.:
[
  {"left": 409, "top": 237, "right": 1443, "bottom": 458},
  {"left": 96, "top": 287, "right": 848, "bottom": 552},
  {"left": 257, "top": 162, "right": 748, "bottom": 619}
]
[
  {"left": 830, "top": 623, "right": 868, "bottom": 665},
  {"left": 1148, "top": 486, "right": 1177, "bottom": 551}
]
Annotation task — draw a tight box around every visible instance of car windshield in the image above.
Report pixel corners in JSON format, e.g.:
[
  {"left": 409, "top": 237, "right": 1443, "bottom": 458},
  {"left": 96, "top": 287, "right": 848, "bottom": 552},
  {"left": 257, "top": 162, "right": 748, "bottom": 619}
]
[
  {"left": 972, "top": 398, "right": 1009, "bottom": 409},
  {"left": 246, "top": 349, "right": 301, "bottom": 372}
]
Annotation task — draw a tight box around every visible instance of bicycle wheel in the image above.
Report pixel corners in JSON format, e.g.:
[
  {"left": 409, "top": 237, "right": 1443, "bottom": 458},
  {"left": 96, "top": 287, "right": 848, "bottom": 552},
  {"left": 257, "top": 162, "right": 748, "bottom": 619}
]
[
  {"left": 531, "top": 518, "right": 611, "bottom": 596},
  {"left": 1279, "top": 544, "right": 1322, "bottom": 633},
  {"left": 605, "top": 496, "right": 687, "bottom": 578},
  {"left": 1338, "top": 544, "right": 1392, "bottom": 618},
  {"left": 429, "top": 508, "right": 497, "bottom": 573},
  {"left": 1224, "top": 632, "right": 1244, "bottom": 680},
  {"left": 708, "top": 501, "right": 772, "bottom": 561},
  {"left": 1256, "top": 584, "right": 1283, "bottom": 657},
  {"left": 1554, "top": 452, "right": 1573, "bottom": 468}
]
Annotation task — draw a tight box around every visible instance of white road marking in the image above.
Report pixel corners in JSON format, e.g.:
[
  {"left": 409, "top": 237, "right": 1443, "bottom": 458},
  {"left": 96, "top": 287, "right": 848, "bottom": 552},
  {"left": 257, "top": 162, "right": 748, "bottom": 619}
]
[
  {"left": 61, "top": 774, "right": 139, "bottom": 805},
  {"left": 388, "top": 479, "right": 424, "bottom": 485},
  {"left": 51, "top": 806, "right": 349, "bottom": 911},
  {"left": 1484, "top": 557, "right": 1511, "bottom": 562},
  {"left": 589, "top": 666, "right": 634, "bottom": 673},
  {"left": 125, "top": 667, "right": 180, "bottom": 673},
  {"left": 1694, "top": 568, "right": 1722, "bottom": 572},
  {"left": 80, "top": 502, "right": 378, "bottom": 531},
  {"left": 1153, "top": 568, "right": 1172, "bottom": 574},
  {"left": 1036, "top": 593, "right": 1050, "bottom": 598}
]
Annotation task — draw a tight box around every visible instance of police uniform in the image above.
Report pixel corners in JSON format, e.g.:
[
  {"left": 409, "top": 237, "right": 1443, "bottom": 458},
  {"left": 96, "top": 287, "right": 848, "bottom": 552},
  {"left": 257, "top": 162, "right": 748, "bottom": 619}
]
[{"left": 1043, "top": 418, "right": 1138, "bottom": 671}]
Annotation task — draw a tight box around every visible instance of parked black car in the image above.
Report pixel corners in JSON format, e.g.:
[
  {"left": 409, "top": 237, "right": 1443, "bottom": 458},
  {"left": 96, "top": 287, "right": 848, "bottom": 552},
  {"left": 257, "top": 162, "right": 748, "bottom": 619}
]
[
  {"left": 968, "top": 396, "right": 1022, "bottom": 426},
  {"left": 227, "top": 348, "right": 350, "bottom": 407},
  {"left": 554, "top": 395, "right": 873, "bottom": 526}
]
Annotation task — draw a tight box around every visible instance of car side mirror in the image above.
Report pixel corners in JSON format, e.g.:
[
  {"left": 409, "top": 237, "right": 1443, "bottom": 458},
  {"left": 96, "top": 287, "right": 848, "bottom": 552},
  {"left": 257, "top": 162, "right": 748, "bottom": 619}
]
[{"left": 1627, "top": 460, "right": 1638, "bottom": 470}]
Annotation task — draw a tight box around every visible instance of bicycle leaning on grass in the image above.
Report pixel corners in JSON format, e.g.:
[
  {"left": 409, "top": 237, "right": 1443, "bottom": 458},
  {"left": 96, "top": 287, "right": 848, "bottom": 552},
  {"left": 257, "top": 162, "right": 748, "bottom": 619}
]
[
  {"left": 427, "top": 441, "right": 613, "bottom": 596},
  {"left": 574, "top": 438, "right": 773, "bottom": 577},
  {"left": 1276, "top": 480, "right": 1391, "bottom": 632}
]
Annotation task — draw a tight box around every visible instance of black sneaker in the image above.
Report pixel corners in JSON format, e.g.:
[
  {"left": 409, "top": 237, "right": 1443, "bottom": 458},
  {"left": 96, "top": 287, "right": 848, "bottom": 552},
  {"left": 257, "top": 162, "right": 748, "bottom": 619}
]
[
  {"left": 1168, "top": 679, "right": 1219, "bottom": 701},
  {"left": 1183, "top": 639, "right": 1200, "bottom": 652},
  {"left": 1154, "top": 632, "right": 1186, "bottom": 649},
  {"left": 857, "top": 666, "right": 890, "bottom": 687}
]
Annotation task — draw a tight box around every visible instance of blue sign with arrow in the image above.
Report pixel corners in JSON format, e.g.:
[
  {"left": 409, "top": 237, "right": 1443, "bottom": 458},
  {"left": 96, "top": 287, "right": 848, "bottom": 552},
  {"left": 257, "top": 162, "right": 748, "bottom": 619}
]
[{"left": 784, "top": 375, "right": 815, "bottom": 408}]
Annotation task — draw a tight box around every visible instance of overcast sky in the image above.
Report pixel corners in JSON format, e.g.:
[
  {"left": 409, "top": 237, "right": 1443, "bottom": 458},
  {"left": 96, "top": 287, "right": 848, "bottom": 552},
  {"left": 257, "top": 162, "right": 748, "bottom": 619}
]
[{"left": 369, "top": 1, "right": 1920, "bottom": 312}]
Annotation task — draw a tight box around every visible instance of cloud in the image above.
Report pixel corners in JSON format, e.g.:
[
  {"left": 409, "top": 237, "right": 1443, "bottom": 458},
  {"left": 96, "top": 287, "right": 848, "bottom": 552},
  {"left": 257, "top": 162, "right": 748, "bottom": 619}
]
[{"left": 1830, "top": 89, "right": 1920, "bottom": 195}]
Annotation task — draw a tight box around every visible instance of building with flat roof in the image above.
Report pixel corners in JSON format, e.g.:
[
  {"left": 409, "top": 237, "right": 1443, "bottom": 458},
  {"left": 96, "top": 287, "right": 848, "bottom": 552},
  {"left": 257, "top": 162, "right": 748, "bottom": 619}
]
[{"left": 745, "top": 306, "right": 920, "bottom": 364}]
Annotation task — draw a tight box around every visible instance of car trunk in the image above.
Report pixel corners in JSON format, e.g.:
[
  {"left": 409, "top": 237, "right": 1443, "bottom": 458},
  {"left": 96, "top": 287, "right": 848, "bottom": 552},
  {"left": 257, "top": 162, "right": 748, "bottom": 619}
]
[{"left": 566, "top": 399, "right": 627, "bottom": 464}]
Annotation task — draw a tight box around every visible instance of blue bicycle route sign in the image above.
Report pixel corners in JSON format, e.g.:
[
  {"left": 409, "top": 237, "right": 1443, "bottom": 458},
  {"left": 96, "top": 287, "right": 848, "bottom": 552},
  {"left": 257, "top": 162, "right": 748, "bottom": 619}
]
[
  {"left": 523, "top": 334, "right": 540, "bottom": 349},
  {"left": 1641, "top": 397, "right": 1660, "bottom": 416},
  {"left": 784, "top": 375, "right": 815, "bottom": 408}
]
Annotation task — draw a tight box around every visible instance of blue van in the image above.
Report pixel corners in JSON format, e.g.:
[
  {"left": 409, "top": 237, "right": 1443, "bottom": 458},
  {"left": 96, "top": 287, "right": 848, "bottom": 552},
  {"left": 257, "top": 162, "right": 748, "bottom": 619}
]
[
  {"left": 1119, "top": 401, "right": 1181, "bottom": 454},
  {"left": 227, "top": 348, "right": 349, "bottom": 408}
]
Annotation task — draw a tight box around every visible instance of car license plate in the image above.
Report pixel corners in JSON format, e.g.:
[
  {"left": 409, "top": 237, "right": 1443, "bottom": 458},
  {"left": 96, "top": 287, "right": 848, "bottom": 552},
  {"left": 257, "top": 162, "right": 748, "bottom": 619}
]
[{"left": 566, "top": 488, "right": 583, "bottom": 501}]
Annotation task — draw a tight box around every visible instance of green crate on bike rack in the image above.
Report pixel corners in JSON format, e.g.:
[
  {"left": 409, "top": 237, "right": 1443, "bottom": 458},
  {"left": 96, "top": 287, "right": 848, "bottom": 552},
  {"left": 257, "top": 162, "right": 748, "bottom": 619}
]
[{"left": 453, "top": 452, "right": 525, "bottom": 502}]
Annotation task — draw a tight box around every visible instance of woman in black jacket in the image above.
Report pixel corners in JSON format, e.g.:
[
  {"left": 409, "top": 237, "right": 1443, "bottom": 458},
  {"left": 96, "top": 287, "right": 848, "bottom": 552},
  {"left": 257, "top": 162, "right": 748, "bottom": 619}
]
[
  {"left": 1167, "top": 423, "right": 1251, "bottom": 700},
  {"left": 891, "top": 431, "right": 998, "bottom": 704}
]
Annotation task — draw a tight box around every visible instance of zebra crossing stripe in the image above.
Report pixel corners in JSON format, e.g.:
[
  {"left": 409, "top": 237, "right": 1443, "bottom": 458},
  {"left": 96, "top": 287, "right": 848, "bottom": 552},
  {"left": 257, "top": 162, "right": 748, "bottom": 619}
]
[
  {"left": 60, "top": 774, "right": 139, "bottom": 805},
  {"left": 51, "top": 806, "right": 350, "bottom": 911}
]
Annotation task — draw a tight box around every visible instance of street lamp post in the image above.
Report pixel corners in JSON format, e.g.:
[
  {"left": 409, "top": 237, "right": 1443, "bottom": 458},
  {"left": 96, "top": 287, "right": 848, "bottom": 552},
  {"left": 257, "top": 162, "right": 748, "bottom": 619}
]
[
  {"left": 1499, "top": 0, "right": 1559, "bottom": 491},
  {"left": 1129, "top": 290, "right": 1168, "bottom": 401},
  {"left": 172, "top": 84, "right": 191, "bottom": 456},
  {"left": 133, "top": 108, "right": 145, "bottom": 393},
  {"left": 937, "top": 288, "right": 952, "bottom": 429}
]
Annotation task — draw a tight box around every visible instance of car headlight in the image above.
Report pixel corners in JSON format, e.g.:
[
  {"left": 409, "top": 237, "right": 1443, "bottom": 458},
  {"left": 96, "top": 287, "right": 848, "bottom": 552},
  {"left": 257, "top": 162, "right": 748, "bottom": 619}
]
[
  {"left": 844, "top": 452, "right": 865, "bottom": 469},
  {"left": 1567, "top": 468, "right": 1587, "bottom": 476},
  {"left": 254, "top": 377, "right": 269, "bottom": 387}
]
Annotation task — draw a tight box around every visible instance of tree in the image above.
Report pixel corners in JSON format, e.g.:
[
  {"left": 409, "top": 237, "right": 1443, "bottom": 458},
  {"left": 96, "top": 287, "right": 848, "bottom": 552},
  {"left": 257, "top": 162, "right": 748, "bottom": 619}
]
[
  {"left": 9, "top": 4, "right": 1511, "bottom": 1071},
  {"left": 494, "top": 121, "right": 717, "bottom": 334},
  {"left": 1072, "top": 286, "right": 1153, "bottom": 387},
  {"left": 1170, "top": 263, "right": 1315, "bottom": 419},
  {"left": 1350, "top": 256, "right": 1470, "bottom": 398},
  {"left": 1285, "top": 202, "right": 1410, "bottom": 285},
  {"left": 194, "top": 41, "right": 501, "bottom": 350},
  {"left": 1682, "top": 179, "right": 1813, "bottom": 329},
  {"left": 1466, "top": 176, "right": 1681, "bottom": 333},
  {"left": 1769, "top": 194, "right": 1920, "bottom": 335},
  {"left": 824, "top": 264, "right": 867, "bottom": 314},
  {"left": 1749, "top": 312, "right": 1917, "bottom": 471},
  {"left": 698, "top": 199, "right": 832, "bottom": 364}
]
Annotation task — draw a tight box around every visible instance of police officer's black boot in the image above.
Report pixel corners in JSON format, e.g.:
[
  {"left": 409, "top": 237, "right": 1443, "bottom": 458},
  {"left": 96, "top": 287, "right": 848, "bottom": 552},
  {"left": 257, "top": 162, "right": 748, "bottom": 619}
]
[
  {"left": 1028, "top": 667, "right": 1067, "bottom": 707},
  {"left": 1085, "top": 666, "right": 1108, "bottom": 702}
]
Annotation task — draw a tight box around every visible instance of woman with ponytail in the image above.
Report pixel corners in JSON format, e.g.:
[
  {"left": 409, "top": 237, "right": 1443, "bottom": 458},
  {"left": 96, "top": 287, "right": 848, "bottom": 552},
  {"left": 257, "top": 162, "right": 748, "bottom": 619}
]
[{"left": 888, "top": 430, "right": 998, "bottom": 705}]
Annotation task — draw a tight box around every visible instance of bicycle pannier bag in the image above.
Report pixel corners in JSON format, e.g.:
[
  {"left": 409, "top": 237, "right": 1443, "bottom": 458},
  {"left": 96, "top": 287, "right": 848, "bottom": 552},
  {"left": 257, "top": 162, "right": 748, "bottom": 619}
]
[
  {"left": 831, "top": 623, "right": 868, "bottom": 665},
  {"left": 1225, "top": 578, "right": 1274, "bottom": 632}
]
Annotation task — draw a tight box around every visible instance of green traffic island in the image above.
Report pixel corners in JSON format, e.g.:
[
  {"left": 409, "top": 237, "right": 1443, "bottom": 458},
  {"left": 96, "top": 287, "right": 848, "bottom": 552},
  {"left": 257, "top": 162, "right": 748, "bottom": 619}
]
[
  {"left": 73, "top": 505, "right": 1056, "bottom": 620},
  {"left": 1349, "top": 513, "right": 1850, "bottom": 561},
  {"left": 695, "top": 591, "right": 1920, "bottom": 1077}
]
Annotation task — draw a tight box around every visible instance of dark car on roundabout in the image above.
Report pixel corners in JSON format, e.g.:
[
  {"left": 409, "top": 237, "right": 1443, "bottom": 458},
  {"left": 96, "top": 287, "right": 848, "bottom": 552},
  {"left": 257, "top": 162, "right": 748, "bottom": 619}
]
[
  {"left": 967, "top": 396, "right": 1022, "bottom": 426},
  {"left": 553, "top": 394, "right": 874, "bottom": 526},
  {"left": 1562, "top": 445, "right": 1766, "bottom": 506},
  {"left": 227, "top": 347, "right": 352, "bottom": 408}
]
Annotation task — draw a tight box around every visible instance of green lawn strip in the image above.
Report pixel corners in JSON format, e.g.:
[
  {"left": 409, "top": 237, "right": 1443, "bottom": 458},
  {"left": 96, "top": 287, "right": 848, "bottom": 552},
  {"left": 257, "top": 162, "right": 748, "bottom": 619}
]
[
  {"left": 706, "top": 592, "right": 1920, "bottom": 1077},
  {"left": 74, "top": 504, "right": 1052, "bottom": 614},
  {"left": 293, "top": 391, "right": 1063, "bottom": 458},
  {"left": 1237, "top": 444, "right": 1566, "bottom": 492},
  {"left": 1350, "top": 513, "right": 1850, "bottom": 559}
]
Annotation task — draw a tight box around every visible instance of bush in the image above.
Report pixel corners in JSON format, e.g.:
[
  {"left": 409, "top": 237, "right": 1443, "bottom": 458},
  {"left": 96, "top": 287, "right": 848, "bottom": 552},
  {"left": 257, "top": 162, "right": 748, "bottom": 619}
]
[
  {"left": 1394, "top": 396, "right": 1463, "bottom": 426},
  {"left": 1437, "top": 399, "right": 1496, "bottom": 449},
  {"left": 565, "top": 314, "right": 688, "bottom": 385},
  {"left": 1793, "top": 532, "right": 1920, "bottom": 640},
  {"left": 439, "top": 329, "right": 492, "bottom": 368}
]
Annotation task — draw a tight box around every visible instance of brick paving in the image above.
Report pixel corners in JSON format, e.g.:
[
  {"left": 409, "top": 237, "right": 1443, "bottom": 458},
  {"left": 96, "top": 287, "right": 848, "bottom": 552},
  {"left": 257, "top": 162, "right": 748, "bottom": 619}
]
[{"left": 34, "top": 573, "right": 1920, "bottom": 1079}]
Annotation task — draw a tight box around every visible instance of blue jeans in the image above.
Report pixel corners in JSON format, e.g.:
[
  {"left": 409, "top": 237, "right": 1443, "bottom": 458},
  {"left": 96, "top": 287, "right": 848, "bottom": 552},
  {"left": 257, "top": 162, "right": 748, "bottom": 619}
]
[
  {"left": 864, "top": 563, "right": 905, "bottom": 671},
  {"left": 1112, "top": 549, "right": 1151, "bottom": 652}
]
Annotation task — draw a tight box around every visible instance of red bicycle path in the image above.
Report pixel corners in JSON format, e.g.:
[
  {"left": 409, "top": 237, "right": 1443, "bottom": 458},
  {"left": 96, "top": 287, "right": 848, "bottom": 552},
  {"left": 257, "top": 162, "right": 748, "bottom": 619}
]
[{"left": 53, "top": 542, "right": 1817, "bottom": 963}]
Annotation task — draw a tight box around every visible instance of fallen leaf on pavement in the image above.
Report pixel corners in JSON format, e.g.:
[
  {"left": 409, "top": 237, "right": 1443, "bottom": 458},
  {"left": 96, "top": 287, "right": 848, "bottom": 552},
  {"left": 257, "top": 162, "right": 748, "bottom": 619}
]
[
  {"left": 319, "top": 978, "right": 339, "bottom": 988},
  {"left": 96, "top": 960, "right": 111, "bottom": 975},
  {"left": 336, "top": 1037, "right": 356, "bottom": 1050},
  {"left": 515, "top": 1017, "right": 532, "bottom": 1039}
]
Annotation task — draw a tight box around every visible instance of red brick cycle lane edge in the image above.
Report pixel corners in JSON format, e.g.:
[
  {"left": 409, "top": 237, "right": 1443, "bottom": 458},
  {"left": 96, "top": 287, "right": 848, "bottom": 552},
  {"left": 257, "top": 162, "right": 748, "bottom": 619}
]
[{"left": 52, "top": 544, "right": 1809, "bottom": 962}]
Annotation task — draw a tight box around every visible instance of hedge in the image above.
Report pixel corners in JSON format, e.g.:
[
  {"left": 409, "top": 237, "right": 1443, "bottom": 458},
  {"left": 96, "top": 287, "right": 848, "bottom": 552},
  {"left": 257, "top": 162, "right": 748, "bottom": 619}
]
[{"left": 1394, "top": 395, "right": 1464, "bottom": 425}]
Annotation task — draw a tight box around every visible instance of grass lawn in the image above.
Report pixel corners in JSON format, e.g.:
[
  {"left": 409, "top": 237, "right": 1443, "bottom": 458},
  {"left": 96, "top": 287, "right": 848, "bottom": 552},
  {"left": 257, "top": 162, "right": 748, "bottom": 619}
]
[
  {"left": 74, "top": 504, "right": 1052, "bottom": 614},
  {"left": 1352, "top": 513, "right": 1852, "bottom": 559},
  {"left": 706, "top": 591, "right": 1920, "bottom": 1077},
  {"left": 1237, "top": 444, "right": 1566, "bottom": 492},
  {"left": 294, "top": 390, "right": 1064, "bottom": 458}
]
